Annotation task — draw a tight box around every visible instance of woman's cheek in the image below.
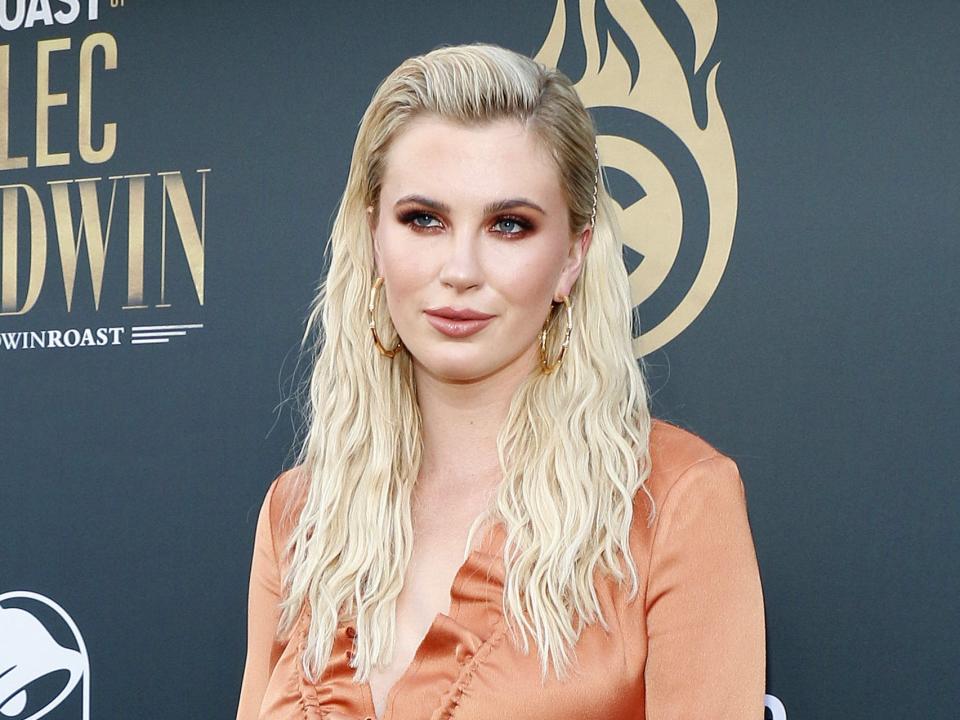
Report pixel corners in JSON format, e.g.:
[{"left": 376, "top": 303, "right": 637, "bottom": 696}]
[
  {"left": 498, "top": 249, "right": 558, "bottom": 309},
  {"left": 381, "top": 233, "right": 425, "bottom": 289}
]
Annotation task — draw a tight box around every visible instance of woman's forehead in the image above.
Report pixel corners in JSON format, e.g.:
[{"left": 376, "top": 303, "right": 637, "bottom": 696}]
[{"left": 380, "top": 116, "right": 562, "bottom": 205}]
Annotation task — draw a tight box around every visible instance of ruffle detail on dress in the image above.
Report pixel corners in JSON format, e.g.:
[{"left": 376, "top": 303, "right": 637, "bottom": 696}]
[
  {"left": 428, "top": 622, "right": 508, "bottom": 720},
  {"left": 446, "top": 543, "right": 506, "bottom": 637},
  {"left": 296, "top": 609, "right": 368, "bottom": 719}
]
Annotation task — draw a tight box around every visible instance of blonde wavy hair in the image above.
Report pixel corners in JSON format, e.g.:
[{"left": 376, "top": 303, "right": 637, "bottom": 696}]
[{"left": 277, "top": 42, "right": 655, "bottom": 685}]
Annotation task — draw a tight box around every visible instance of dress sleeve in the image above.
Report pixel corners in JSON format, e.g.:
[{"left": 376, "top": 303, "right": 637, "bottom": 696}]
[
  {"left": 643, "top": 454, "right": 766, "bottom": 718},
  {"left": 235, "top": 477, "right": 285, "bottom": 720}
]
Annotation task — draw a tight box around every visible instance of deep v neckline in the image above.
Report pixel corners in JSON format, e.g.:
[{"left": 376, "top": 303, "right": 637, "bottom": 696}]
[{"left": 357, "top": 517, "right": 503, "bottom": 720}]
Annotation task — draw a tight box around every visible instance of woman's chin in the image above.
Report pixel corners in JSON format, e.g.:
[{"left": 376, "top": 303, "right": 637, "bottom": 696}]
[
  {"left": 409, "top": 341, "right": 536, "bottom": 385},
  {"left": 406, "top": 345, "right": 493, "bottom": 383}
]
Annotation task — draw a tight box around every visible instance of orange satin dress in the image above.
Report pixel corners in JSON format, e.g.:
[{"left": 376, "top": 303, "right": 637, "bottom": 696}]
[{"left": 235, "top": 418, "right": 766, "bottom": 720}]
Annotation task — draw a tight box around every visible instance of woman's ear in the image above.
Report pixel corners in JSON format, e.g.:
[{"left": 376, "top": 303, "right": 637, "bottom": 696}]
[{"left": 554, "top": 225, "right": 593, "bottom": 300}]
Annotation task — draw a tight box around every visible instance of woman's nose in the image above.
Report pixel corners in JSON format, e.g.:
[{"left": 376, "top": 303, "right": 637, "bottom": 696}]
[{"left": 437, "top": 228, "right": 483, "bottom": 291}]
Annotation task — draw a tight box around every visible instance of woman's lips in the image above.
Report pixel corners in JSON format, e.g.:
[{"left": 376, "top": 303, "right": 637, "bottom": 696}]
[{"left": 423, "top": 309, "right": 494, "bottom": 338}]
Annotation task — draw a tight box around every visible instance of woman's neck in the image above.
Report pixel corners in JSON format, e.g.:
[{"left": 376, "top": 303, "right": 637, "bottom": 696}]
[{"left": 412, "top": 344, "right": 538, "bottom": 493}]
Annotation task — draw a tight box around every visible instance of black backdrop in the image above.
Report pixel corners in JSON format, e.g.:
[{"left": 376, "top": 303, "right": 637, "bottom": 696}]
[{"left": 1, "top": 2, "right": 957, "bottom": 718}]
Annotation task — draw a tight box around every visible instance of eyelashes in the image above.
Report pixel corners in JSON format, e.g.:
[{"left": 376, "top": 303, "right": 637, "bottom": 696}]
[
  {"left": 398, "top": 210, "right": 441, "bottom": 230},
  {"left": 396, "top": 210, "right": 534, "bottom": 238}
]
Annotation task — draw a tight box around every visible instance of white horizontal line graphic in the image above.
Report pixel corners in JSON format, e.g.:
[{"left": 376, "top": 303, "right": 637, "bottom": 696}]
[
  {"left": 131, "top": 338, "right": 170, "bottom": 345},
  {"left": 130, "top": 330, "right": 187, "bottom": 338},
  {"left": 131, "top": 323, "right": 204, "bottom": 331}
]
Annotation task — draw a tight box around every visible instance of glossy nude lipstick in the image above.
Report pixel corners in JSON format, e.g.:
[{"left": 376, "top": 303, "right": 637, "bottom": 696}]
[{"left": 423, "top": 306, "right": 495, "bottom": 338}]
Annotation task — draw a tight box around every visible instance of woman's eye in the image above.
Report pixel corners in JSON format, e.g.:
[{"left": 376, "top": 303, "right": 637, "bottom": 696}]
[
  {"left": 400, "top": 211, "right": 530, "bottom": 236},
  {"left": 413, "top": 213, "right": 439, "bottom": 227},
  {"left": 492, "top": 217, "right": 531, "bottom": 236},
  {"left": 397, "top": 210, "right": 443, "bottom": 230},
  {"left": 409, "top": 212, "right": 441, "bottom": 229}
]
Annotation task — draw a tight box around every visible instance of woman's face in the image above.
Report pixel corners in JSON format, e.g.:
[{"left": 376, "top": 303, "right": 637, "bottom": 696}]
[{"left": 369, "top": 115, "right": 591, "bottom": 383}]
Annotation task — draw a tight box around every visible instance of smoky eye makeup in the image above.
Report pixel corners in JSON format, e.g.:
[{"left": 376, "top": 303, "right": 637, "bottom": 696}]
[
  {"left": 396, "top": 207, "right": 536, "bottom": 238},
  {"left": 491, "top": 215, "right": 535, "bottom": 236},
  {"left": 397, "top": 209, "right": 441, "bottom": 229}
]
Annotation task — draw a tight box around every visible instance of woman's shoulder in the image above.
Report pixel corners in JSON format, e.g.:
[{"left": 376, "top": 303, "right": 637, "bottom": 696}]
[
  {"left": 620, "top": 417, "right": 753, "bottom": 602},
  {"left": 647, "top": 417, "right": 736, "bottom": 477},
  {"left": 259, "top": 464, "right": 310, "bottom": 558},
  {"left": 637, "top": 417, "right": 746, "bottom": 521}
]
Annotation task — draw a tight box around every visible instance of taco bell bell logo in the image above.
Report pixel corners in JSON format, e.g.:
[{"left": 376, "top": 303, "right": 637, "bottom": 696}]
[{"left": 0, "top": 591, "right": 90, "bottom": 720}]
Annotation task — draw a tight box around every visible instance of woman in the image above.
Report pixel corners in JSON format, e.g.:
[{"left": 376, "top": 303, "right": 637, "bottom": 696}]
[{"left": 236, "top": 43, "right": 765, "bottom": 720}]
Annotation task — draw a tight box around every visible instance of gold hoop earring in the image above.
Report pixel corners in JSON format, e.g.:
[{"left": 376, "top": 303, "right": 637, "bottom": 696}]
[
  {"left": 368, "top": 276, "right": 402, "bottom": 359},
  {"left": 539, "top": 295, "right": 573, "bottom": 374}
]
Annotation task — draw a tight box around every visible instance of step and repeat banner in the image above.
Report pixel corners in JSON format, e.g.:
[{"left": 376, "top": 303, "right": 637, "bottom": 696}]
[{"left": 1, "top": 1, "right": 957, "bottom": 718}]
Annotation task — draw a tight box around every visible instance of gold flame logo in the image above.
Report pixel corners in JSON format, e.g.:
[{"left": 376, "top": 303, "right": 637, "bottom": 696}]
[{"left": 535, "top": 0, "right": 737, "bottom": 355}]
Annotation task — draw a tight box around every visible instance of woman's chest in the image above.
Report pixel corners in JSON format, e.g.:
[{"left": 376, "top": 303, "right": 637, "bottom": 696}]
[
  {"left": 282, "top": 569, "right": 649, "bottom": 720},
  {"left": 366, "top": 539, "right": 479, "bottom": 717},
  {"left": 440, "top": 628, "right": 647, "bottom": 720},
  {"left": 271, "top": 515, "right": 651, "bottom": 720},
  {"left": 300, "top": 610, "right": 648, "bottom": 720}
]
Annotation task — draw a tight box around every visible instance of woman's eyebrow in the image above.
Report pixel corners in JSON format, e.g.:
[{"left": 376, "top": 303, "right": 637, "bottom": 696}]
[
  {"left": 483, "top": 198, "right": 546, "bottom": 216},
  {"left": 394, "top": 194, "right": 546, "bottom": 216}
]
